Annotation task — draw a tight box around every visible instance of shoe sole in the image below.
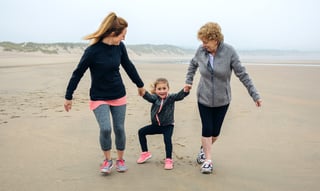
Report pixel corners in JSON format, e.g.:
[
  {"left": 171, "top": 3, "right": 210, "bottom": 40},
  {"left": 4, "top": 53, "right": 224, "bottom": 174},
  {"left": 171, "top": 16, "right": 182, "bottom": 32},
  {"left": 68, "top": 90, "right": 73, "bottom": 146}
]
[
  {"left": 137, "top": 155, "right": 152, "bottom": 164},
  {"left": 201, "top": 167, "right": 213, "bottom": 174},
  {"left": 201, "top": 170, "right": 212, "bottom": 174},
  {"left": 164, "top": 166, "right": 173, "bottom": 170},
  {"left": 116, "top": 167, "right": 128, "bottom": 172}
]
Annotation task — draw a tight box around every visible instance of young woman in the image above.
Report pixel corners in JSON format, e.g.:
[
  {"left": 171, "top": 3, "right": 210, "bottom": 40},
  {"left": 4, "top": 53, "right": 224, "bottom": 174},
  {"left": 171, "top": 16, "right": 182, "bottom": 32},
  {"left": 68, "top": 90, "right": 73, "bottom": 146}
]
[{"left": 64, "top": 12, "right": 144, "bottom": 174}]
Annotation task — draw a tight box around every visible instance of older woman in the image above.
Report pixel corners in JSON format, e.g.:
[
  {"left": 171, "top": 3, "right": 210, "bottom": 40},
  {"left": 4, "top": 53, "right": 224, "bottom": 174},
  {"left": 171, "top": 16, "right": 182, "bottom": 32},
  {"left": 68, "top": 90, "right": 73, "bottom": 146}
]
[{"left": 184, "top": 22, "right": 262, "bottom": 174}]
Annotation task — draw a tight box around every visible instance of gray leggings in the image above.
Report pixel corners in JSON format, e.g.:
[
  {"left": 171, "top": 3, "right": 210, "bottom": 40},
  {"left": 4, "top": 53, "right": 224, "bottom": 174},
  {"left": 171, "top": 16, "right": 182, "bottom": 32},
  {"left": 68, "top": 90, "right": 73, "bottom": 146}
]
[{"left": 93, "top": 104, "right": 126, "bottom": 151}]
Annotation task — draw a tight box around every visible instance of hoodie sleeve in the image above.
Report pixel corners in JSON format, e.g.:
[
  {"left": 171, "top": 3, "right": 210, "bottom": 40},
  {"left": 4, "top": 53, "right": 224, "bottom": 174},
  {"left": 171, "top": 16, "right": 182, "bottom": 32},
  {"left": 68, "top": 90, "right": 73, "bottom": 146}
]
[{"left": 120, "top": 42, "right": 144, "bottom": 88}]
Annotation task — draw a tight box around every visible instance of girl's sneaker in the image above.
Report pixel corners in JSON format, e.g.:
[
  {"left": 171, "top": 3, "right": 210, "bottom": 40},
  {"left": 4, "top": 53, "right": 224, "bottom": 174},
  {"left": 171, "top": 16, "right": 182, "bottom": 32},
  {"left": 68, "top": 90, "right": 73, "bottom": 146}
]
[
  {"left": 201, "top": 160, "right": 213, "bottom": 174},
  {"left": 196, "top": 146, "right": 206, "bottom": 164},
  {"left": 116, "top": 159, "right": 128, "bottom": 172},
  {"left": 100, "top": 159, "right": 113, "bottom": 174},
  {"left": 137, "top": 151, "right": 152, "bottom": 164},
  {"left": 164, "top": 158, "right": 173, "bottom": 170}
]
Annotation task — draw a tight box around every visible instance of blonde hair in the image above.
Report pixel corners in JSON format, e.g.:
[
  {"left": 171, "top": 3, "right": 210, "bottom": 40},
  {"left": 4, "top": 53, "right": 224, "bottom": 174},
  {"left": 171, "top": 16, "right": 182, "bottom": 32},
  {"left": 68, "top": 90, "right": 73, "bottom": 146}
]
[
  {"left": 197, "top": 22, "right": 224, "bottom": 42},
  {"left": 83, "top": 12, "right": 128, "bottom": 45},
  {"left": 150, "top": 78, "right": 169, "bottom": 94}
]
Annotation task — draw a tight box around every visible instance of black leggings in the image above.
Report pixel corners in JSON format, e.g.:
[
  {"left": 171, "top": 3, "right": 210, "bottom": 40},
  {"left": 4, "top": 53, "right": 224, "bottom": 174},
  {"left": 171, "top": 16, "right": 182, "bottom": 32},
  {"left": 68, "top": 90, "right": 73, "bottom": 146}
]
[
  {"left": 138, "top": 124, "right": 174, "bottom": 158},
  {"left": 198, "top": 102, "right": 229, "bottom": 137}
]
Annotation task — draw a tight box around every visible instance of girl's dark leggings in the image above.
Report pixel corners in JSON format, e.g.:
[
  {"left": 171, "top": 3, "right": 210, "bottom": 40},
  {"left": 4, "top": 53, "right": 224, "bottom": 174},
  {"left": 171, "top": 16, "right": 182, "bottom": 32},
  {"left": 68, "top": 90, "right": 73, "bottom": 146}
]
[{"left": 138, "top": 124, "right": 174, "bottom": 158}]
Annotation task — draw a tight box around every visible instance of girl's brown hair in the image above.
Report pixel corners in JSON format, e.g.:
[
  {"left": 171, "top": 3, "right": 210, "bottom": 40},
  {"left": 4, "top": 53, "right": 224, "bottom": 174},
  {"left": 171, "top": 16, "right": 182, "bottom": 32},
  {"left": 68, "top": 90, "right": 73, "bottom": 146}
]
[
  {"left": 150, "top": 78, "right": 169, "bottom": 94},
  {"left": 84, "top": 12, "right": 128, "bottom": 45}
]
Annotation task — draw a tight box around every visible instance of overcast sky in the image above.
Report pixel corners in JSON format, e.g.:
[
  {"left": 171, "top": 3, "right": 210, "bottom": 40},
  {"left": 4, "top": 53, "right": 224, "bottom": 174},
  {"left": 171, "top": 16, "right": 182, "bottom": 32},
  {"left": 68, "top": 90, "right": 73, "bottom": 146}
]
[{"left": 1, "top": 0, "right": 319, "bottom": 51}]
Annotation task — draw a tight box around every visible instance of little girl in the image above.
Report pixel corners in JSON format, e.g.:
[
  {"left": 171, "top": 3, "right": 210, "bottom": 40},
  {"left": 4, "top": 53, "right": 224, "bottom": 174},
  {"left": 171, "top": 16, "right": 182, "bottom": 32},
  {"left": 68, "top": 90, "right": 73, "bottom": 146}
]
[{"left": 137, "top": 78, "right": 189, "bottom": 169}]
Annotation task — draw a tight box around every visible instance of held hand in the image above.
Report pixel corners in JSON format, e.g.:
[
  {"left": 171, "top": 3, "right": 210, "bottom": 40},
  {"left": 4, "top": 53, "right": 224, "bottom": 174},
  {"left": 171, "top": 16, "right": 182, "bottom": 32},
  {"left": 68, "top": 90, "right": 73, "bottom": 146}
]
[
  {"left": 255, "top": 99, "right": 262, "bottom": 107},
  {"left": 184, "top": 84, "right": 192, "bottom": 92},
  {"left": 138, "top": 87, "right": 146, "bottom": 96},
  {"left": 64, "top": 100, "right": 72, "bottom": 112}
]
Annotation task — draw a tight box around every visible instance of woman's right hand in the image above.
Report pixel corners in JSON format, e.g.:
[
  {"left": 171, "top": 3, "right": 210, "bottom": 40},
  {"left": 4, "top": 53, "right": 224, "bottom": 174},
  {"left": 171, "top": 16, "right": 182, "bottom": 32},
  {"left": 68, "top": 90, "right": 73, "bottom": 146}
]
[{"left": 64, "top": 100, "right": 72, "bottom": 112}]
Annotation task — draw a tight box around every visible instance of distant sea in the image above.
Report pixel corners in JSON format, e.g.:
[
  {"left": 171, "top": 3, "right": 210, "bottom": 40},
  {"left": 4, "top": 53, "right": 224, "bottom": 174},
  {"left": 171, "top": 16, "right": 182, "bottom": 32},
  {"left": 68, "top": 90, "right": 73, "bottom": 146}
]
[
  {"left": 239, "top": 50, "right": 320, "bottom": 67},
  {"left": 134, "top": 50, "right": 320, "bottom": 67}
]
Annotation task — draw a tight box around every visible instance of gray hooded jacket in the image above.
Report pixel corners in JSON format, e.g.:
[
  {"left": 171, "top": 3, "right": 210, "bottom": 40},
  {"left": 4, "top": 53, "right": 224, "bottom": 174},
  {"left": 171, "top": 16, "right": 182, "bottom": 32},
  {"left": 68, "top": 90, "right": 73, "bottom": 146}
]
[{"left": 185, "top": 42, "right": 260, "bottom": 107}]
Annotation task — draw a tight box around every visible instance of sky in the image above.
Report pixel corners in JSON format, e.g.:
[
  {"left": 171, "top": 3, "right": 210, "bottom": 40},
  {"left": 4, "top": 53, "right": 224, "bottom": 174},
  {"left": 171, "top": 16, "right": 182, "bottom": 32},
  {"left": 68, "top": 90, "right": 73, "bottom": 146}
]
[{"left": 1, "top": 0, "right": 320, "bottom": 51}]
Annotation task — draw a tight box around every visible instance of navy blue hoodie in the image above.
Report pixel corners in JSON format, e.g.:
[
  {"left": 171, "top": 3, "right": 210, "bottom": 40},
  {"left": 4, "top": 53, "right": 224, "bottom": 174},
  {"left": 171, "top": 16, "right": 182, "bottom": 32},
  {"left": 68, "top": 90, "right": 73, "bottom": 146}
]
[{"left": 65, "top": 41, "right": 144, "bottom": 100}]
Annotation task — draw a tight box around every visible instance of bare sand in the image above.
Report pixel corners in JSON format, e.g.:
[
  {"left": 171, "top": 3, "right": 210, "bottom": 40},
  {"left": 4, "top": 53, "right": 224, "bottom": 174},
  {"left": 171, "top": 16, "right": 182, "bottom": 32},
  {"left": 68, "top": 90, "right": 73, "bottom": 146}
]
[{"left": 0, "top": 53, "right": 319, "bottom": 191}]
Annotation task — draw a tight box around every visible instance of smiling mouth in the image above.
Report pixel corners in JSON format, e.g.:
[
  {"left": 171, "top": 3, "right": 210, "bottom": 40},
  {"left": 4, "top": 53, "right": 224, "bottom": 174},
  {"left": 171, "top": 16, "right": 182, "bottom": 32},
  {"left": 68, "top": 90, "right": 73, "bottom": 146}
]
[{"left": 159, "top": 93, "right": 167, "bottom": 97}]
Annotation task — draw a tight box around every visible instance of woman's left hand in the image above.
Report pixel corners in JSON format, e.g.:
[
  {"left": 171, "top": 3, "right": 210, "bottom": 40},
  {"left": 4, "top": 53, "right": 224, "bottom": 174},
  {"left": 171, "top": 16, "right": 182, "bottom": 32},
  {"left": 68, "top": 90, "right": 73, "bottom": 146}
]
[{"left": 255, "top": 99, "right": 262, "bottom": 107}]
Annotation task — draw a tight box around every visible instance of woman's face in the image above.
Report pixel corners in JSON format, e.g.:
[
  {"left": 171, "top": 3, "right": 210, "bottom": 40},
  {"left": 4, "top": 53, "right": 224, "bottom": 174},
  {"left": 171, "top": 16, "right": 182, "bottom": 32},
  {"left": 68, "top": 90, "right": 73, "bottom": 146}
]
[
  {"left": 201, "top": 38, "right": 218, "bottom": 54},
  {"left": 113, "top": 28, "right": 127, "bottom": 45},
  {"left": 155, "top": 82, "right": 169, "bottom": 99}
]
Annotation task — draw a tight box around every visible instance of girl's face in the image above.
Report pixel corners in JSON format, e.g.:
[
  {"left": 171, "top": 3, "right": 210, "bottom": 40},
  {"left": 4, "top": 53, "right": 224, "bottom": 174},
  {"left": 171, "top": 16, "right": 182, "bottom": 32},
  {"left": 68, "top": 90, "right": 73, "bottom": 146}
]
[{"left": 155, "top": 82, "right": 169, "bottom": 99}]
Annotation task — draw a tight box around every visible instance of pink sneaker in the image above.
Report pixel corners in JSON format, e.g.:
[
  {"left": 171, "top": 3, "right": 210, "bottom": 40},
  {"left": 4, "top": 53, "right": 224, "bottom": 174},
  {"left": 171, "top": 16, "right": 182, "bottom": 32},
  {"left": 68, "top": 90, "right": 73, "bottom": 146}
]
[
  {"left": 137, "top": 151, "right": 152, "bottom": 164},
  {"left": 100, "top": 159, "right": 113, "bottom": 174},
  {"left": 116, "top": 159, "right": 128, "bottom": 172},
  {"left": 164, "top": 158, "right": 173, "bottom": 170}
]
